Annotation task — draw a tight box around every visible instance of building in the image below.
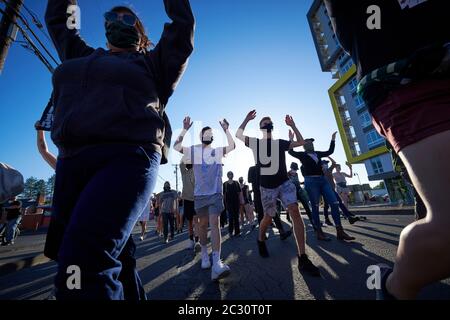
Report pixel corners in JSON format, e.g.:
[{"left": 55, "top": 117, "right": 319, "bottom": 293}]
[{"left": 307, "top": 0, "right": 414, "bottom": 204}]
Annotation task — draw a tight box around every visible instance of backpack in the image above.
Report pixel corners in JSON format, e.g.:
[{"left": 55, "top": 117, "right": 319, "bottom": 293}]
[{"left": 0, "top": 163, "right": 24, "bottom": 204}]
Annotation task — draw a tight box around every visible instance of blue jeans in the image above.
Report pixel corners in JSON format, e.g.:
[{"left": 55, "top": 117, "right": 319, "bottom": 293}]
[
  {"left": 5, "top": 216, "right": 22, "bottom": 242},
  {"left": 323, "top": 191, "right": 353, "bottom": 219},
  {"left": 47, "top": 145, "right": 160, "bottom": 300},
  {"left": 304, "top": 176, "right": 341, "bottom": 229}
]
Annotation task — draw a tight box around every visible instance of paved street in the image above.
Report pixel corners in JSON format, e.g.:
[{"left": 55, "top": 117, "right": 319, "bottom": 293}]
[{"left": 1, "top": 212, "right": 449, "bottom": 300}]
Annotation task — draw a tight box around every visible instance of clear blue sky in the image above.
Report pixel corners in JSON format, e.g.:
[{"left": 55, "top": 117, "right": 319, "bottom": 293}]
[{"left": 0, "top": 0, "right": 374, "bottom": 192}]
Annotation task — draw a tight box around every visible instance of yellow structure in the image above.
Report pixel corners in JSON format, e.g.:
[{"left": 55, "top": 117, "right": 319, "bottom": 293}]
[{"left": 328, "top": 65, "right": 388, "bottom": 164}]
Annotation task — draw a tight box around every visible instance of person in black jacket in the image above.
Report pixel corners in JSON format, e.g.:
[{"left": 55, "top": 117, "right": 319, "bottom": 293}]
[
  {"left": 325, "top": 0, "right": 450, "bottom": 300},
  {"left": 288, "top": 133, "right": 355, "bottom": 242},
  {"left": 44, "top": 0, "right": 194, "bottom": 300}
]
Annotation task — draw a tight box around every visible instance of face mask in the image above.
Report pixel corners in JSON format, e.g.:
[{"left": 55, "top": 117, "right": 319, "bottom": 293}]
[
  {"left": 105, "top": 21, "right": 140, "bottom": 49},
  {"left": 186, "top": 164, "right": 193, "bottom": 170},
  {"left": 202, "top": 136, "right": 213, "bottom": 145},
  {"left": 164, "top": 185, "right": 170, "bottom": 191},
  {"left": 304, "top": 142, "right": 314, "bottom": 152},
  {"left": 261, "top": 123, "right": 274, "bottom": 133}
]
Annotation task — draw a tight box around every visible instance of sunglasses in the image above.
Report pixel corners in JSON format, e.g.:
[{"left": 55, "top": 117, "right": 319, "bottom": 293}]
[{"left": 104, "top": 11, "right": 137, "bottom": 27}]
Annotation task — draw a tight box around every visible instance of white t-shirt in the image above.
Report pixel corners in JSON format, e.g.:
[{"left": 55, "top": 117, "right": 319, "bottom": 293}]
[{"left": 184, "top": 145, "right": 224, "bottom": 196}]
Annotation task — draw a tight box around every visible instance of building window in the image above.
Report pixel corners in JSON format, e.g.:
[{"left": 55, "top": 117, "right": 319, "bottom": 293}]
[
  {"left": 371, "top": 158, "right": 384, "bottom": 175},
  {"left": 348, "top": 78, "right": 358, "bottom": 93},
  {"left": 340, "top": 59, "right": 353, "bottom": 75},
  {"left": 360, "top": 111, "right": 372, "bottom": 128},
  {"left": 366, "top": 129, "right": 384, "bottom": 149},
  {"left": 355, "top": 95, "right": 365, "bottom": 109}
]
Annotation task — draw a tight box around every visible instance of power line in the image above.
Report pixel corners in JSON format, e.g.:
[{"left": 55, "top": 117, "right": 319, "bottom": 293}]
[
  {"left": 0, "top": 6, "right": 56, "bottom": 73},
  {"left": 0, "top": 0, "right": 58, "bottom": 67}
]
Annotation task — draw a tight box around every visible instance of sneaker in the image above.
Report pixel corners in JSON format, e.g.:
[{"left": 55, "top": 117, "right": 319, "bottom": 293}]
[
  {"left": 348, "top": 216, "right": 360, "bottom": 225},
  {"left": 187, "top": 239, "right": 195, "bottom": 250},
  {"left": 201, "top": 254, "right": 211, "bottom": 269},
  {"left": 298, "top": 255, "right": 321, "bottom": 277},
  {"left": 257, "top": 240, "right": 269, "bottom": 258},
  {"left": 194, "top": 241, "right": 201, "bottom": 253},
  {"left": 139, "top": 235, "right": 145, "bottom": 241},
  {"left": 164, "top": 238, "right": 169, "bottom": 244},
  {"left": 376, "top": 264, "right": 397, "bottom": 300},
  {"left": 324, "top": 217, "right": 333, "bottom": 226},
  {"left": 211, "top": 260, "right": 231, "bottom": 281},
  {"left": 280, "top": 230, "right": 293, "bottom": 241}
]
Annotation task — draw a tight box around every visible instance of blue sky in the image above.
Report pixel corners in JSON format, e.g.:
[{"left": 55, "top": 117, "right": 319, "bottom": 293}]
[{"left": 0, "top": 0, "right": 373, "bottom": 192}]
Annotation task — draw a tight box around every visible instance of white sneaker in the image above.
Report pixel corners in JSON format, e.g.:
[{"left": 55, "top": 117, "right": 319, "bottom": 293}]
[
  {"left": 211, "top": 260, "right": 231, "bottom": 281},
  {"left": 201, "top": 254, "right": 211, "bottom": 269},
  {"left": 140, "top": 235, "right": 145, "bottom": 241},
  {"left": 187, "top": 239, "right": 195, "bottom": 250},
  {"left": 194, "top": 242, "right": 201, "bottom": 253}
]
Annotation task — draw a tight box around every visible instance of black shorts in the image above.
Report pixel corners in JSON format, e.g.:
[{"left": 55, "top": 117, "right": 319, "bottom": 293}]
[
  {"left": 154, "top": 209, "right": 160, "bottom": 217},
  {"left": 183, "top": 199, "right": 196, "bottom": 221}
]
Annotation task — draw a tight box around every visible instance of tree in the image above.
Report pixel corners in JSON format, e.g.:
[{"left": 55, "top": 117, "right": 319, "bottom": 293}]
[
  {"left": 22, "top": 177, "right": 46, "bottom": 199},
  {"left": 373, "top": 181, "right": 386, "bottom": 190},
  {"left": 45, "top": 174, "right": 56, "bottom": 201}
]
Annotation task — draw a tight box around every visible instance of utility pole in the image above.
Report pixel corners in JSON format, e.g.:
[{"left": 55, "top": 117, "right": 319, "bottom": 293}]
[
  {"left": 0, "top": 0, "right": 24, "bottom": 74},
  {"left": 173, "top": 164, "right": 179, "bottom": 192}
]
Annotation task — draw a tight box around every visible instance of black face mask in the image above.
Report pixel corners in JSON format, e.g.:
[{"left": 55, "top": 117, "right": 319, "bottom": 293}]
[
  {"left": 164, "top": 186, "right": 170, "bottom": 192},
  {"left": 105, "top": 21, "right": 140, "bottom": 49},
  {"left": 202, "top": 137, "right": 213, "bottom": 145},
  {"left": 261, "top": 123, "right": 274, "bottom": 132}
]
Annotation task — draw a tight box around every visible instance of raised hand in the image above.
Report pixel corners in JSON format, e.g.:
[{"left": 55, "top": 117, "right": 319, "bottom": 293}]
[
  {"left": 220, "top": 118, "right": 230, "bottom": 132},
  {"left": 346, "top": 161, "right": 352, "bottom": 168},
  {"left": 245, "top": 110, "right": 257, "bottom": 122},
  {"left": 183, "top": 116, "right": 193, "bottom": 131},
  {"left": 332, "top": 131, "right": 338, "bottom": 141},
  {"left": 285, "top": 115, "right": 296, "bottom": 127}
]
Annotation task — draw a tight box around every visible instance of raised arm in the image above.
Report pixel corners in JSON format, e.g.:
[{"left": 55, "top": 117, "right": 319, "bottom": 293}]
[
  {"left": 173, "top": 116, "right": 193, "bottom": 154},
  {"left": 36, "top": 122, "right": 57, "bottom": 170},
  {"left": 45, "top": 0, "right": 95, "bottom": 61},
  {"left": 220, "top": 119, "right": 236, "bottom": 156},
  {"left": 318, "top": 132, "right": 337, "bottom": 158},
  {"left": 343, "top": 161, "right": 353, "bottom": 178},
  {"left": 147, "top": 0, "right": 195, "bottom": 103},
  {"left": 236, "top": 110, "right": 256, "bottom": 144},
  {"left": 285, "top": 115, "right": 305, "bottom": 149},
  {"left": 328, "top": 156, "right": 337, "bottom": 172}
]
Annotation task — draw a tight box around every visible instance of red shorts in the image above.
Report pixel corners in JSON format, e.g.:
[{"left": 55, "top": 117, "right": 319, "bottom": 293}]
[{"left": 371, "top": 78, "right": 450, "bottom": 153}]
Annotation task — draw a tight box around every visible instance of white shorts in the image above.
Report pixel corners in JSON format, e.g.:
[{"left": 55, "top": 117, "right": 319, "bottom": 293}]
[{"left": 260, "top": 180, "right": 297, "bottom": 217}]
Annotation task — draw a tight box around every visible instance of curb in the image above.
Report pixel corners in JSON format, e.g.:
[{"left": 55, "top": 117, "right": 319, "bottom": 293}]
[{"left": 0, "top": 253, "right": 51, "bottom": 277}]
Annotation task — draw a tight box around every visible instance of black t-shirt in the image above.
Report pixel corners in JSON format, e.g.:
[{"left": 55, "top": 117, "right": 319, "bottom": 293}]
[
  {"left": 246, "top": 137, "right": 291, "bottom": 189},
  {"left": 223, "top": 181, "right": 241, "bottom": 208},
  {"left": 324, "top": 0, "right": 450, "bottom": 80},
  {"left": 5, "top": 200, "right": 22, "bottom": 220},
  {"left": 289, "top": 141, "right": 335, "bottom": 177}
]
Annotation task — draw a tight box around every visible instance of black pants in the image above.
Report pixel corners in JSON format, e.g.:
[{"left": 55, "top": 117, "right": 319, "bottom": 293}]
[
  {"left": 273, "top": 211, "right": 285, "bottom": 233},
  {"left": 220, "top": 209, "right": 228, "bottom": 228},
  {"left": 162, "top": 212, "right": 175, "bottom": 239},
  {"left": 253, "top": 189, "right": 264, "bottom": 224},
  {"left": 227, "top": 205, "right": 240, "bottom": 236}
]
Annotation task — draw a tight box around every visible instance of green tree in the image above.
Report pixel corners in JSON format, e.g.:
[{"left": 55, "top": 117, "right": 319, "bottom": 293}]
[
  {"left": 22, "top": 177, "right": 46, "bottom": 199},
  {"left": 45, "top": 174, "right": 56, "bottom": 200}
]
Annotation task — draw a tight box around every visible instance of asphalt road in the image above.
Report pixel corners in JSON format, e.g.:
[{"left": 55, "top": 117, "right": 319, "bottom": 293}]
[{"left": 0, "top": 214, "right": 449, "bottom": 300}]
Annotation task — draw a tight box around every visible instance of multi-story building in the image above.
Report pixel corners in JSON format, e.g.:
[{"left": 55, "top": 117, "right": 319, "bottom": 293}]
[{"left": 307, "top": 0, "right": 413, "bottom": 204}]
